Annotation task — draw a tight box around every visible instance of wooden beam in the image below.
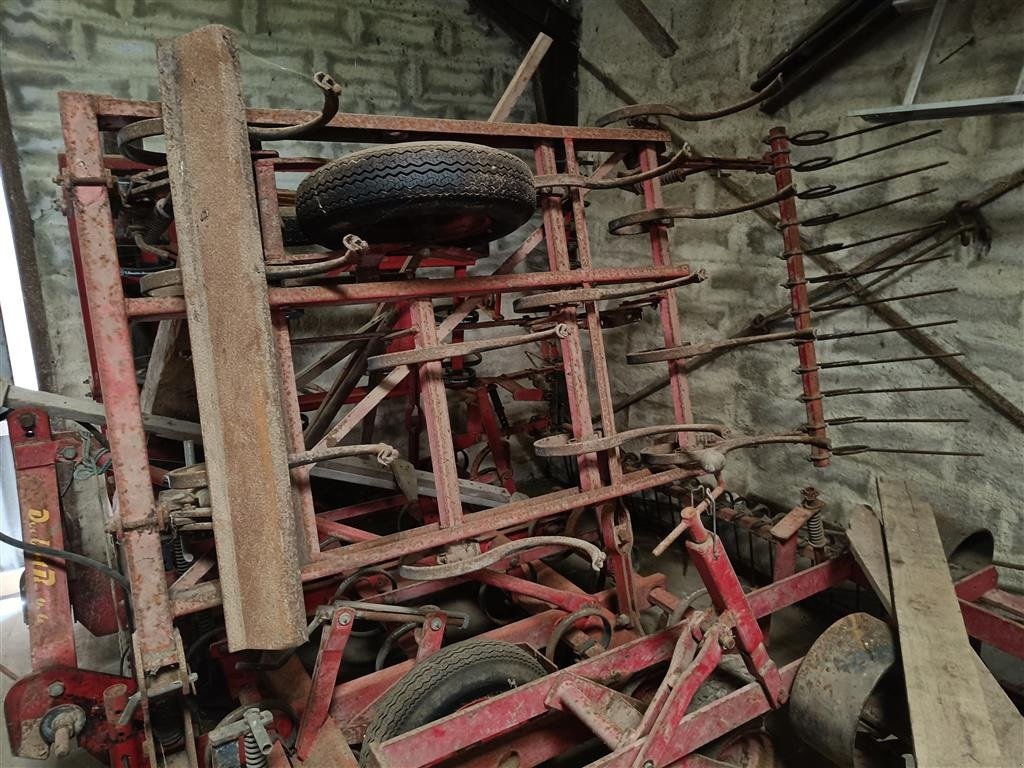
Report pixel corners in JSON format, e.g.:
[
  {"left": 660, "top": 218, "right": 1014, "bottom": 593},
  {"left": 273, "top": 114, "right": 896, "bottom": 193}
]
[
  {"left": 876, "top": 480, "right": 1007, "bottom": 767},
  {"left": 157, "top": 24, "right": 306, "bottom": 651},
  {"left": 488, "top": 32, "right": 552, "bottom": 123},
  {"left": 139, "top": 319, "right": 199, "bottom": 422}
]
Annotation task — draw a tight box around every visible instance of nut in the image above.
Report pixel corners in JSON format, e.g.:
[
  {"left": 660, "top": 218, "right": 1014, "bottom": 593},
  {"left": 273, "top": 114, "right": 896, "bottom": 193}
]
[{"left": 47, "top": 682, "right": 65, "bottom": 698}]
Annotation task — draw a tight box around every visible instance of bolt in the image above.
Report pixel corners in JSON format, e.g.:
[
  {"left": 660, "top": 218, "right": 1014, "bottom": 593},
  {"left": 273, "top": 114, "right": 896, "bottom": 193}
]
[
  {"left": 61, "top": 446, "right": 77, "bottom": 460},
  {"left": 338, "top": 612, "right": 351, "bottom": 626},
  {"left": 429, "top": 617, "right": 443, "bottom": 631},
  {"left": 615, "top": 613, "right": 631, "bottom": 628},
  {"left": 47, "top": 682, "right": 65, "bottom": 698},
  {"left": 643, "top": 761, "right": 655, "bottom": 768},
  {"left": 52, "top": 725, "right": 72, "bottom": 759}
]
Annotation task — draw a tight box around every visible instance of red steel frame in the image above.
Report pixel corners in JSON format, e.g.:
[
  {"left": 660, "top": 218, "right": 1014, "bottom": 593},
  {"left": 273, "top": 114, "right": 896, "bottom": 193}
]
[{"left": 5, "top": 88, "right": 1022, "bottom": 768}]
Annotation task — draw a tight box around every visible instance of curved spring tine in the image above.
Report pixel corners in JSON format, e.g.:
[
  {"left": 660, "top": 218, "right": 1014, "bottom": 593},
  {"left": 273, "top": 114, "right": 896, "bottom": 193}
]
[
  {"left": 534, "top": 142, "right": 694, "bottom": 191},
  {"left": 804, "top": 222, "right": 946, "bottom": 256},
  {"left": 532, "top": 422, "right": 730, "bottom": 457},
  {"left": 117, "top": 71, "right": 342, "bottom": 165},
  {"left": 513, "top": 271, "right": 706, "bottom": 312},
  {"left": 795, "top": 187, "right": 938, "bottom": 228},
  {"left": 594, "top": 74, "right": 782, "bottom": 127},
  {"left": 816, "top": 352, "right": 964, "bottom": 370},
  {"left": 825, "top": 416, "right": 969, "bottom": 426},
  {"left": 791, "top": 129, "right": 942, "bottom": 172},
  {"left": 788, "top": 121, "right": 904, "bottom": 146},
  {"left": 798, "top": 161, "right": 948, "bottom": 201},
  {"left": 609, "top": 184, "right": 796, "bottom": 236}
]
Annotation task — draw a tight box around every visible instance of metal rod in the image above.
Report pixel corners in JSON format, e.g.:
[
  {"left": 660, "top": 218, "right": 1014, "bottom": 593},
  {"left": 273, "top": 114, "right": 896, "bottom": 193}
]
[
  {"left": 804, "top": 222, "right": 946, "bottom": 256},
  {"left": 792, "top": 128, "right": 942, "bottom": 172},
  {"left": 821, "top": 385, "right": 971, "bottom": 397},
  {"left": 798, "top": 161, "right": 947, "bottom": 200},
  {"left": 796, "top": 187, "right": 938, "bottom": 227},
  {"left": 832, "top": 446, "right": 982, "bottom": 457},
  {"left": 904, "top": 0, "right": 947, "bottom": 105},
  {"left": 818, "top": 319, "right": 956, "bottom": 341},
  {"left": 810, "top": 287, "right": 957, "bottom": 313},
  {"left": 818, "top": 352, "right": 963, "bottom": 370},
  {"left": 803, "top": 252, "right": 951, "bottom": 283},
  {"left": 826, "top": 416, "right": 969, "bottom": 426}
]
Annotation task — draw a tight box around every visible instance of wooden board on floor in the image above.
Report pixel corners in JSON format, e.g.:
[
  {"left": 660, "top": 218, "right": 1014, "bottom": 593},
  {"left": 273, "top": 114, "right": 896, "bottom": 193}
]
[
  {"left": 876, "top": 479, "right": 1008, "bottom": 767},
  {"left": 847, "top": 503, "right": 1024, "bottom": 749}
]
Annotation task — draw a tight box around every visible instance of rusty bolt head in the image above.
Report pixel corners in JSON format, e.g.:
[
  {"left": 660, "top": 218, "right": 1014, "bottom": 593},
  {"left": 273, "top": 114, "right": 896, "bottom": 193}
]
[
  {"left": 642, "top": 761, "right": 655, "bottom": 768},
  {"left": 429, "top": 617, "right": 443, "bottom": 631},
  {"left": 615, "top": 614, "right": 631, "bottom": 628},
  {"left": 18, "top": 412, "right": 36, "bottom": 430},
  {"left": 720, "top": 629, "right": 736, "bottom": 651},
  {"left": 47, "top": 682, "right": 65, "bottom": 698},
  {"left": 338, "top": 612, "right": 352, "bottom": 626},
  {"left": 61, "top": 447, "right": 77, "bottom": 460}
]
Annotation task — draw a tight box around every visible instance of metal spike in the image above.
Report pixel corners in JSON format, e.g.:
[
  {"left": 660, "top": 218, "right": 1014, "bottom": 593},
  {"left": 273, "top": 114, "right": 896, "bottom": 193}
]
[
  {"left": 795, "top": 187, "right": 939, "bottom": 228},
  {"left": 802, "top": 252, "right": 951, "bottom": 284},
  {"left": 832, "top": 445, "right": 984, "bottom": 457},
  {"left": 791, "top": 128, "right": 943, "bottom": 172},
  {"left": 811, "top": 287, "right": 957, "bottom": 313},
  {"left": 819, "top": 384, "right": 971, "bottom": 398},
  {"left": 798, "top": 161, "right": 948, "bottom": 200},
  {"left": 817, "top": 352, "right": 964, "bottom": 369},
  {"left": 788, "top": 121, "right": 905, "bottom": 146},
  {"left": 804, "top": 222, "right": 946, "bottom": 256},
  {"left": 825, "top": 416, "right": 970, "bottom": 426},
  {"left": 817, "top": 319, "right": 957, "bottom": 341}
]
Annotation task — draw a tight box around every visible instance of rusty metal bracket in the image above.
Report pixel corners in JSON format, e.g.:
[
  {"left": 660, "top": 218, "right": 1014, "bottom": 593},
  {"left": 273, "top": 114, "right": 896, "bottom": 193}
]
[
  {"left": 533, "top": 423, "right": 729, "bottom": 457},
  {"left": 398, "top": 536, "right": 607, "bottom": 581},
  {"left": 513, "top": 271, "right": 705, "bottom": 312}
]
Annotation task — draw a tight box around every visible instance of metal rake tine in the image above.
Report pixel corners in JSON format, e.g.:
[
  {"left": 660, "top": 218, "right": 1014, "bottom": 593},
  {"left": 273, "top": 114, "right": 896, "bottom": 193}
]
[
  {"left": 791, "top": 128, "right": 943, "bottom": 172},
  {"left": 816, "top": 352, "right": 964, "bottom": 370},
  {"left": 795, "top": 187, "right": 939, "bottom": 228},
  {"left": 831, "top": 445, "right": 984, "bottom": 457},
  {"left": 811, "top": 287, "right": 958, "bottom": 313},
  {"left": 817, "top": 319, "right": 957, "bottom": 341},
  {"left": 803, "top": 222, "right": 946, "bottom": 256},
  {"left": 798, "top": 161, "right": 948, "bottom": 200},
  {"left": 818, "top": 384, "right": 971, "bottom": 398},
  {"left": 801, "top": 252, "right": 951, "bottom": 284},
  {"left": 825, "top": 416, "right": 970, "bottom": 426},
  {"left": 788, "top": 121, "right": 905, "bottom": 147}
]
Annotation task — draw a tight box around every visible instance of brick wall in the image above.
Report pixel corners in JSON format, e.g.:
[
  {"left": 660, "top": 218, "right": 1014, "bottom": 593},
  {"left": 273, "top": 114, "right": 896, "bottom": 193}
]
[{"left": 1, "top": 0, "right": 526, "bottom": 394}]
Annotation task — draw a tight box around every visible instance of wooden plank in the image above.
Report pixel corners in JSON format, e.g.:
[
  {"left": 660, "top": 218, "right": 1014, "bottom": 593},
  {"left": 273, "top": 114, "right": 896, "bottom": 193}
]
[
  {"left": 488, "top": 32, "right": 552, "bottom": 123},
  {"left": 848, "top": 502, "right": 1024, "bottom": 751},
  {"left": 157, "top": 25, "right": 306, "bottom": 651},
  {"left": 876, "top": 479, "right": 1007, "bottom": 767},
  {"left": 139, "top": 319, "right": 199, "bottom": 422},
  {"left": 2, "top": 380, "right": 202, "bottom": 441}
]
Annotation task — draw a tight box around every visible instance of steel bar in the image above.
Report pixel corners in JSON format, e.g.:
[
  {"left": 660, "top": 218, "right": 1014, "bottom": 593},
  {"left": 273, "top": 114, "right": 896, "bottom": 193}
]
[
  {"left": 58, "top": 92, "right": 181, "bottom": 674},
  {"left": 96, "top": 95, "right": 672, "bottom": 152},
  {"left": 367, "top": 324, "right": 569, "bottom": 371},
  {"left": 818, "top": 352, "right": 963, "bottom": 370},
  {"left": 627, "top": 329, "right": 814, "bottom": 365},
  {"left": 157, "top": 25, "right": 306, "bottom": 650},
  {"left": 810, "top": 286, "right": 957, "bottom": 313}
]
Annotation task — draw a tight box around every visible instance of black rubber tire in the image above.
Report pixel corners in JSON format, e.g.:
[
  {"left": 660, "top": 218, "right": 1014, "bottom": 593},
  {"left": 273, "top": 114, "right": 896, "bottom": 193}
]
[
  {"left": 359, "top": 639, "right": 545, "bottom": 765},
  {"left": 295, "top": 141, "right": 535, "bottom": 247}
]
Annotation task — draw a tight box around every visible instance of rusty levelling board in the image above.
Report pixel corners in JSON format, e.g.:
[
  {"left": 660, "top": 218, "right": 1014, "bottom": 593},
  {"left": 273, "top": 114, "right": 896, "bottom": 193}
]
[{"left": 157, "top": 25, "right": 307, "bottom": 651}]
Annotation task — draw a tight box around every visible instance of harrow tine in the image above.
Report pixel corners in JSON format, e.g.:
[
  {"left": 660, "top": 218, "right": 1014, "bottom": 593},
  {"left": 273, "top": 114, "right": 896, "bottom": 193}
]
[
  {"left": 803, "top": 222, "right": 947, "bottom": 256},
  {"left": 815, "top": 352, "right": 964, "bottom": 370},
  {"left": 800, "top": 252, "right": 951, "bottom": 284},
  {"left": 818, "top": 384, "right": 971, "bottom": 398},
  {"left": 798, "top": 161, "right": 948, "bottom": 200},
  {"left": 832, "top": 445, "right": 984, "bottom": 457},
  {"left": 825, "top": 416, "right": 969, "bottom": 426},
  {"left": 810, "top": 287, "right": 957, "bottom": 314},
  {"left": 816, "top": 319, "right": 957, "bottom": 341},
  {"left": 795, "top": 187, "right": 939, "bottom": 228},
  {"left": 788, "top": 121, "right": 905, "bottom": 146},
  {"left": 790, "top": 128, "right": 942, "bottom": 172}
]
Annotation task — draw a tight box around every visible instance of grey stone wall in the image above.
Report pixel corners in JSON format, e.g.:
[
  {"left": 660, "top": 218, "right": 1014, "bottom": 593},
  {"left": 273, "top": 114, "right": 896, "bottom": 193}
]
[
  {"left": 1, "top": 0, "right": 526, "bottom": 394},
  {"left": 579, "top": 0, "right": 1023, "bottom": 578}
]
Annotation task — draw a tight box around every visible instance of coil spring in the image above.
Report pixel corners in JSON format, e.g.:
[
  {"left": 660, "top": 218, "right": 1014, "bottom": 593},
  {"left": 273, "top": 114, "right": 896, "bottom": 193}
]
[
  {"left": 806, "top": 512, "right": 826, "bottom": 548},
  {"left": 172, "top": 537, "right": 192, "bottom": 575},
  {"left": 244, "top": 732, "right": 268, "bottom": 768}
]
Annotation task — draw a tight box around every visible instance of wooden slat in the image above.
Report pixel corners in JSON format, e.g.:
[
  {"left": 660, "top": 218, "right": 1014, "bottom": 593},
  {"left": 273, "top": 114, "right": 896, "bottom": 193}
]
[
  {"left": 847, "top": 502, "right": 1024, "bottom": 752},
  {"left": 876, "top": 479, "right": 1008, "bottom": 767},
  {"left": 488, "top": 32, "right": 552, "bottom": 123},
  {"left": 157, "top": 25, "right": 307, "bottom": 651}
]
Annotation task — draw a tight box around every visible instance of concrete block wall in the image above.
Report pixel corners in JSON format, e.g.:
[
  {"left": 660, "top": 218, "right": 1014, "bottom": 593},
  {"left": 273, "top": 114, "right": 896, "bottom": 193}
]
[
  {"left": 579, "top": 0, "right": 1023, "bottom": 580},
  {"left": 1, "top": 0, "right": 527, "bottom": 395}
]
